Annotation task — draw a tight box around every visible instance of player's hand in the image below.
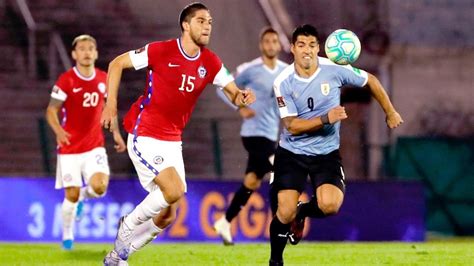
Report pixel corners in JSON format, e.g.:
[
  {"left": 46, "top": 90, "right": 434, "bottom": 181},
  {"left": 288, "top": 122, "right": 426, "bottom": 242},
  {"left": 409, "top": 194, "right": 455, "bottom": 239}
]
[
  {"left": 328, "top": 105, "right": 348, "bottom": 124},
  {"left": 386, "top": 111, "right": 403, "bottom": 129},
  {"left": 56, "top": 129, "right": 71, "bottom": 147},
  {"left": 101, "top": 104, "right": 118, "bottom": 132},
  {"left": 238, "top": 106, "right": 256, "bottom": 119},
  {"left": 113, "top": 131, "right": 126, "bottom": 153},
  {"left": 236, "top": 89, "right": 256, "bottom": 107}
]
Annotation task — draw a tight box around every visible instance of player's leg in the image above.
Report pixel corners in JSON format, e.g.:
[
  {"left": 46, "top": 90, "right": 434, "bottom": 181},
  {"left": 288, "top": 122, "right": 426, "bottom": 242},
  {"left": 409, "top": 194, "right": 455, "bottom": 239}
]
[
  {"left": 289, "top": 150, "right": 346, "bottom": 245},
  {"left": 55, "top": 153, "right": 83, "bottom": 250},
  {"left": 215, "top": 137, "right": 275, "bottom": 244},
  {"left": 78, "top": 148, "right": 110, "bottom": 219},
  {"left": 129, "top": 201, "right": 179, "bottom": 255},
  {"left": 110, "top": 135, "right": 186, "bottom": 260},
  {"left": 124, "top": 166, "right": 184, "bottom": 231},
  {"left": 269, "top": 147, "right": 308, "bottom": 265},
  {"left": 62, "top": 186, "right": 80, "bottom": 250}
]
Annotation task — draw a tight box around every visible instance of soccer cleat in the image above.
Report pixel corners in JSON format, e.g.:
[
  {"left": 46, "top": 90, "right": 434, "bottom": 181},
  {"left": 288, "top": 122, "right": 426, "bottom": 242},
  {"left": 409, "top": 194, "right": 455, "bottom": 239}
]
[
  {"left": 269, "top": 259, "right": 284, "bottom": 266},
  {"left": 103, "top": 250, "right": 129, "bottom": 266},
  {"left": 76, "top": 201, "right": 84, "bottom": 221},
  {"left": 288, "top": 201, "right": 305, "bottom": 245},
  {"left": 113, "top": 216, "right": 134, "bottom": 260},
  {"left": 62, "top": 239, "right": 73, "bottom": 250},
  {"left": 213, "top": 216, "right": 234, "bottom": 245}
]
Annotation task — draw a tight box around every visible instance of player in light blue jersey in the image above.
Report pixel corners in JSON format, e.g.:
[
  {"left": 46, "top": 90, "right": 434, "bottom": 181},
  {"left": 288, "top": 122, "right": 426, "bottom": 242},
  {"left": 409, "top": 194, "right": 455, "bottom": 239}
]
[
  {"left": 268, "top": 24, "right": 403, "bottom": 266},
  {"left": 214, "top": 27, "right": 288, "bottom": 245}
]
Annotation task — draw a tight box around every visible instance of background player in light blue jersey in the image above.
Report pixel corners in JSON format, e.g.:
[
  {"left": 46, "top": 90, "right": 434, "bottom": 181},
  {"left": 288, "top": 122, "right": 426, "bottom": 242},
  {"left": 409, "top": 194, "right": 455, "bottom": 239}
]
[
  {"left": 214, "top": 27, "right": 288, "bottom": 245},
  {"left": 268, "top": 24, "right": 403, "bottom": 266}
]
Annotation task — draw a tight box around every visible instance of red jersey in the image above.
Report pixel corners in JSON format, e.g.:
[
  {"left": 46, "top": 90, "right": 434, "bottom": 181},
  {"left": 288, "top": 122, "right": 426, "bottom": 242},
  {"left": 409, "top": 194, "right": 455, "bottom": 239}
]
[
  {"left": 123, "top": 38, "right": 234, "bottom": 141},
  {"left": 51, "top": 67, "right": 107, "bottom": 154}
]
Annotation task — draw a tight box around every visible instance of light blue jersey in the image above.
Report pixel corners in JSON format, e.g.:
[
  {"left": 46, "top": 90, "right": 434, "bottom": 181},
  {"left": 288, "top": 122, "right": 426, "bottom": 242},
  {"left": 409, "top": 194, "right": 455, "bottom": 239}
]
[
  {"left": 217, "top": 57, "right": 288, "bottom": 141},
  {"left": 274, "top": 57, "right": 368, "bottom": 155}
]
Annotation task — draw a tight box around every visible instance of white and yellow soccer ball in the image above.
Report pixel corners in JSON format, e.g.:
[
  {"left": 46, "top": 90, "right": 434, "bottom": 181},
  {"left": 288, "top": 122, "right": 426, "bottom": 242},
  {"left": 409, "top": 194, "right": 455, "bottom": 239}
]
[{"left": 324, "top": 29, "right": 361, "bottom": 65}]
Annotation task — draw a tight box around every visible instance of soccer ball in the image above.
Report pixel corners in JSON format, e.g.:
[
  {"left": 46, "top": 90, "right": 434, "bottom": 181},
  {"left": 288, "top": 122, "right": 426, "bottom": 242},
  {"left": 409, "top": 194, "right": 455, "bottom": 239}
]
[{"left": 324, "top": 29, "right": 361, "bottom": 65}]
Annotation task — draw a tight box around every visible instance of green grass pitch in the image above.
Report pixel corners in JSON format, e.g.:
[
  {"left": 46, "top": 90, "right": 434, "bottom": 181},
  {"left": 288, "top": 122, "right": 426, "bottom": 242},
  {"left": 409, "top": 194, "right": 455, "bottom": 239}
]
[{"left": 0, "top": 239, "right": 473, "bottom": 265}]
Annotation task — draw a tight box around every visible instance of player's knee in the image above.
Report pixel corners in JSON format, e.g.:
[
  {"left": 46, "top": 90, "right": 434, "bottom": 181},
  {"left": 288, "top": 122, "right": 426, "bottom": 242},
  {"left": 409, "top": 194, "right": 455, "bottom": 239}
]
[
  {"left": 244, "top": 178, "right": 261, "bottom": 190},
  {"left": 65, "top": 190, "right": 80, "bottom": 202},
  {"left": 91, "top": 182, "right": 108, "bottom": 196},
  {"left": 277, "top": 205, "right": 297, "bottom": 224},
  {"left": 162, "top": 186, "right": 184, "bottom": 204},
  {"left": 318, "top": 201, "right": 340, "bottom": 216}
]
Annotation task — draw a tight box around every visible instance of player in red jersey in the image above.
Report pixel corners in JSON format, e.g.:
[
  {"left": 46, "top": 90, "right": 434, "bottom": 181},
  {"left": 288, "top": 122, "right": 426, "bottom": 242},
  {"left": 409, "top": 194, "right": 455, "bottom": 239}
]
[
  {"left": 45, "top": 34, "right": 126, "bottom": 250},
  {"left": 101, "top": 3, "right": 255, "bottom": 264}
]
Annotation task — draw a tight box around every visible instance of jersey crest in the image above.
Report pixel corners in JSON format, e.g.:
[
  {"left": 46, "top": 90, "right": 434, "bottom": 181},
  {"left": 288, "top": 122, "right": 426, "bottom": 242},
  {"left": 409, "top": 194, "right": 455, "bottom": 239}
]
[
  {"left": 198, "top": 65, "right": 207, "bottom": 78},
  {"left": 321, "top": 83, "right": 330, "bottom": 96}
]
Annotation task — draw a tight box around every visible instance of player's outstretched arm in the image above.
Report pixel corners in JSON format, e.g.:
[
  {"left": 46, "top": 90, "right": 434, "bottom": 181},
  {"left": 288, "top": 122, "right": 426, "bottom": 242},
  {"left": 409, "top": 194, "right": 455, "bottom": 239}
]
[
  {"left": 215, "top": 87, "right": 256, "bottom": 118},
  {"left": 221, "top": 81, "right": 256, "bottom": 108},
  {"left": 45, "top": 98, "right": 71, "bottom": 146},
  {"left": 366, "top": 73, "right": 404, "bottom": 129},
  {"left": 101, "top": 52, "right": 134, "bottom": 132},
  {"left": 282, "top": 106, "right": 348, "bottom": 135}
]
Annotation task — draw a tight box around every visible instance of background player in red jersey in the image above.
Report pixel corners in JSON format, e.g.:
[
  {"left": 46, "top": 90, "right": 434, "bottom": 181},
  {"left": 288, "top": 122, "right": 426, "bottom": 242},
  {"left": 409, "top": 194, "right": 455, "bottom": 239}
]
[
  {"left": 45, "top": 34, "right": 126, "bottom": 250},
  {"left": 101, "top": 3, "right": 255, "bottom": 264}
]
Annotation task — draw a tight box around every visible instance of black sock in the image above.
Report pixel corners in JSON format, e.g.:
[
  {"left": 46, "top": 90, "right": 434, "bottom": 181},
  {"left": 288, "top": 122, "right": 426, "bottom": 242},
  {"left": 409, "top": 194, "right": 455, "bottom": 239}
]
[
  {"left": 297, "top": 196, "right": 326, "bottom": 220},
  {"left": 270, "top": 216, "right": 290, "bottom": 262},
  {"left": 225, "top": 184, "right": 253, "bottom": 222},
  {"left": 269, "top": 184, "right": 278, "bottom": 216}
]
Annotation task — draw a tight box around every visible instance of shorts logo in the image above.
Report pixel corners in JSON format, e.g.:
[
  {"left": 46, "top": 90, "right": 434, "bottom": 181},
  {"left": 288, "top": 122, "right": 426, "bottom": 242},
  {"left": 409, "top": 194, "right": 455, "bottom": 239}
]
[
  {"left": 321, "top": 83, "right": 330, "bottom": 96},
  {"left": 134, "top": 46, "right": 146, "bottom": 54},
  {"left": 98, "top": 82, "right": 106, "bottom": 94},
  {"left": 153, "top": 156, "right": 164, "bottom": 165},
  {"left": 198, "top": 66, "right": 207, "bottom": 78},
  {"left": 63, "top": 174, "right": 72, "bottom": 182},
  {"left": 276, "top": 96, "right": 286, "bottom": 108}
]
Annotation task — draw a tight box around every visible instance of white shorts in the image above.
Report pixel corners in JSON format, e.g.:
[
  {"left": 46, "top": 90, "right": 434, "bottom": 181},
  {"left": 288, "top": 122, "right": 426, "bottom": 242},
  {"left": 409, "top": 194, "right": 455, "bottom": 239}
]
[
  {"left": 127, "top": 134, "right": 187, "bottom": 192},
  {"left": 55, "top": 147, "right": 110, "bottom": 189}
]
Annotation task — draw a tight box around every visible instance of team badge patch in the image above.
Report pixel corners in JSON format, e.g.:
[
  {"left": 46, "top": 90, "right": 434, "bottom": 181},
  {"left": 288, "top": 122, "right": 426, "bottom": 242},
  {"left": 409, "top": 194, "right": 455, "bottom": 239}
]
[
  {"left": 321, "top": 83, "right": 330, "bottom": 96},
  {"left": 352, "top": 66, "right": 361, "bottom": 75},
  {"left": 134, "top": 46, "right": 146, "bottom": 54},
  {"left": 153, "top": 156, "right": 164, "bottom": 165},
  {"left": 198, "top": 66, "right": 207, "bottom": 78},
  {"left": 276, "top": 96, "right": 286, "bottom": 108},
  {"left": 98, "top": 82, "right": 106, "bottom": 93}
]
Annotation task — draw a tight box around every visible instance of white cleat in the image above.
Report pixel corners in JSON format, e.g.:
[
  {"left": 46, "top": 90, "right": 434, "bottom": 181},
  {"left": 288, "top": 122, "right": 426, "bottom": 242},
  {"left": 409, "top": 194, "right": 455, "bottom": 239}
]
[
  {"left": 103, "top": 250, "right": 129, "bottom": 266},
  {"left": 114, "top": 216, "right": 134, "bottom": 260},
  {"left": 213, "top": 216, "right": 234, "bottom": 245}
]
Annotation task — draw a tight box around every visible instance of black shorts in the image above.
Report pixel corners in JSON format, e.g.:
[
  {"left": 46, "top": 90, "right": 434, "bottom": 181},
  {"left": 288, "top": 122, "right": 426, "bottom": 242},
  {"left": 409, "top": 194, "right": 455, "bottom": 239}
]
[
  {"left": 242, "top": 137, "right": 277, "bottom": 179},
  {"left": 272, "top": 146, "right": 346, "bottom": 194}
]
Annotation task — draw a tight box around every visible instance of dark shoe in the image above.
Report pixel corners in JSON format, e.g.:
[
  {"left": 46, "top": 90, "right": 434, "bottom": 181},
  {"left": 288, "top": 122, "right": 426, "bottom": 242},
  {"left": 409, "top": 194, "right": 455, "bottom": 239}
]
[
  {"left": 269, "top": 259, "right": 284, "bottom": 266},
  {"left": 288, "top": 201, "right": 305, "bottom": 245}
]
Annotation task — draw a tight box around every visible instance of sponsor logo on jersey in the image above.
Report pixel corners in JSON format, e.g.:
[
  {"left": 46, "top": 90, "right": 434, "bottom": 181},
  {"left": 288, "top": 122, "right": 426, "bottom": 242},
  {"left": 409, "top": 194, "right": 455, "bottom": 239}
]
[
  {"left": 198, "top": 66, "right": 207, "bottom": 78},
  {"left": 168, "top": 63, "right": 180, "bottom": 67},
  {"left": 134, "top": 46, "right": 146, "bottom": 54},
  {"left": 98, "top": 83, "right": 106, "bottom": 94},
  {"left": 153, "top": 156, "right": 164, "bottom": 165},
  {"left": 321, "top": 83, "right": 330, "bottom": 96},
  {"left": 72, "top": 87, "right": 83, "bottom": 93},
  {"left": 276, "top": 96, "right": 286, "bottom": 108}
]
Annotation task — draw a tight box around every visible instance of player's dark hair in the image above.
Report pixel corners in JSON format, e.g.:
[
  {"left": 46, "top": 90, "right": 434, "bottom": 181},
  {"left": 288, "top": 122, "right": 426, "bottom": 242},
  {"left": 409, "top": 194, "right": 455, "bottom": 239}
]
[
  {"left": 179, "top": 2, "right": 209, "bottom": 31},
  {"left": 291, "top": 24, "right": 320, "bottom": 44},
  {"left": 72, "top": 34, "right": 97, "bottom": 50},
  {"left": 259, "top": 27, "right": 279, "bottom": 41}
]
